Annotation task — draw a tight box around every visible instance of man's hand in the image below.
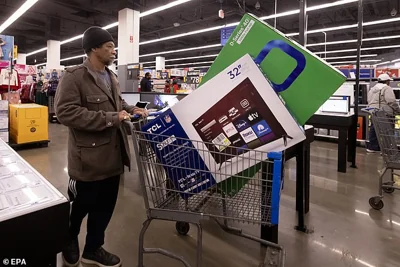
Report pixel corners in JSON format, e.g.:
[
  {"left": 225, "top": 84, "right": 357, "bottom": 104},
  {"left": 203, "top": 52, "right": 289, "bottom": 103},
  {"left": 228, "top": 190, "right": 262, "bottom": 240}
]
[
  {"left": 118, "top": 110, "right": 131, "bottom": 122},
  {"left": 132, "top": 108, "right": 149, "bottom": 117}
]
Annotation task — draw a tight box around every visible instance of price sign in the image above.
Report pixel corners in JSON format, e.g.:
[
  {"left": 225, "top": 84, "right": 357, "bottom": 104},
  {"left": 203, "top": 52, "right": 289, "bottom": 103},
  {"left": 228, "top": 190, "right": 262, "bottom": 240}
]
[{"left": 186, "top": 71, "right": 201, "bottom": 84}]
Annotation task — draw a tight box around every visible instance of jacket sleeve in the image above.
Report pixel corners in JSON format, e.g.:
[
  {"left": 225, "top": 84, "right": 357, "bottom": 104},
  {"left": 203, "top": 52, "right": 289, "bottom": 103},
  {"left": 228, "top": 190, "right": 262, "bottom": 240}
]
[
  {"left": 384, "top": 86, "right": 400, "bottom": 114},
  {"left": 122, "top": 98, "right": 138, "bottom": 114},
  {"left": 55, "top": 71, "right": 121, "bottom": 131}
]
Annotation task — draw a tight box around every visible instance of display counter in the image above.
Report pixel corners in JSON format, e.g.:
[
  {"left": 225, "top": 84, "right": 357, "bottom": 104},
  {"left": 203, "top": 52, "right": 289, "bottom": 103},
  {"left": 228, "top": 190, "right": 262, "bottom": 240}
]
[
  {"left": 307, "top": 111, "right": 356, "bottom": 173},
  {"left": 0, "top": 139, "right": 70, "bottom": 266}
]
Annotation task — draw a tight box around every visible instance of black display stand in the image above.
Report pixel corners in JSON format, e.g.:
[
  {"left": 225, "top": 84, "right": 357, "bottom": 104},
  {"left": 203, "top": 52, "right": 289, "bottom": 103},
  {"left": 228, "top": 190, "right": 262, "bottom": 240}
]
[
  {"left": 261, "top": 126, "right": 315, "bottom": 243},
  {"left": 0, "top": 201, "right": 70, "bottom": 267},
  {"left": 306, "top": 114, "right": 356, "bottom": 173}
]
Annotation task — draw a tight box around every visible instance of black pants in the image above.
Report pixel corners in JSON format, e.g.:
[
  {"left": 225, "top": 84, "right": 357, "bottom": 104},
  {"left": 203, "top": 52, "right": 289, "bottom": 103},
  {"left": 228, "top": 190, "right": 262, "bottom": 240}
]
[{"left": 68, "top": 175, "right": 120, "bottom": 252}]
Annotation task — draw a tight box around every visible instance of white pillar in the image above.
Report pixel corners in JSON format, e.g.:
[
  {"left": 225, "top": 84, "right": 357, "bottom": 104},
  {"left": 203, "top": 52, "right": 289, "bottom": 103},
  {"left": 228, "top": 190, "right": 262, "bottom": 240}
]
[
  {"left": 118, "top": 8, "right": 139, "bottom": 65},
  {"left": 156, "top": 56, "right": 165, "bottom": 71},
  {"left": 46, "top": 40, "right": 61, "bottom": 69},
  {"left": 16, "top": 53, "right": 27, "bottom": 65},
  {"left": 118, "top": 8, "right": 140, "bottom": 92}
]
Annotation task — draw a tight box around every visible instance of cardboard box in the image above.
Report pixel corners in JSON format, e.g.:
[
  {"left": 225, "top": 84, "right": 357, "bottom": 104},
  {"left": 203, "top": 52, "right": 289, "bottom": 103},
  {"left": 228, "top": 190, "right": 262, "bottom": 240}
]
[
  {"left": 0, "top": 100, "right": 8, "bottom": 111},
  {"left": 0, "top": 117, "right": 8, "bottom": 129},
  {"left": 9, "top": 104, "right": 48, "bottom": 144},
  {"left": 141, "top": 54, "right": 305, "bottom": 198},
  {"left": 0, "top": 129, "right": 9, "bottom": 143},
  {"left": 201, "top": 13, "right": 346, "bottom": 125}
]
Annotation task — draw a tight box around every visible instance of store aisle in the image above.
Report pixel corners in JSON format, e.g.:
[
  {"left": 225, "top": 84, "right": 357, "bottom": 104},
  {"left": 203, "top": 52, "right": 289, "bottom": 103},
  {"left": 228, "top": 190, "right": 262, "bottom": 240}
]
[{"left": 17, "top": 124, "right": 400, "bottom": 267}]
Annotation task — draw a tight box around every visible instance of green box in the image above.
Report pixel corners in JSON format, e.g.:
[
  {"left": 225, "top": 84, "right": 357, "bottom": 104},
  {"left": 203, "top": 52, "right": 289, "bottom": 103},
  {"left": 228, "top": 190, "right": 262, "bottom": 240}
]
[{"left": 202, "top": 13, "right": 346, "bottom": 125}]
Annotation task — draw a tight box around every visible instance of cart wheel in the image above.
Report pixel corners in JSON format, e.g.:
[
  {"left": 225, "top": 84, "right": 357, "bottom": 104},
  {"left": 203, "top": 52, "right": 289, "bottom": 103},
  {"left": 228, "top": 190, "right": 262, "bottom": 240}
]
[
  {"left": 383, "top": 182, "right": 395, "bottom": 194},
  {"left": 176, "top": 222, "right": 190, "bottom": 236},
  {"left": 369, "top": 197, "right": 384, "bottom": 210}
]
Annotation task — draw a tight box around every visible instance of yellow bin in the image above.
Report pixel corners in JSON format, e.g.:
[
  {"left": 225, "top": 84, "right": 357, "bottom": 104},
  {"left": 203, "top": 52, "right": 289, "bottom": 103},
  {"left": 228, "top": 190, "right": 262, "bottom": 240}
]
[{"left": 9, "top": 104, "right": 49, "bottom": 144}]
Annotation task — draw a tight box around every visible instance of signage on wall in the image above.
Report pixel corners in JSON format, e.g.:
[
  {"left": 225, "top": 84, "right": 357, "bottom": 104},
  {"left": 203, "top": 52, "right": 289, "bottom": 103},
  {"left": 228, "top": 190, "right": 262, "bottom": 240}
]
[
  {"left": 130, "top": 36, "right": 133, "bottom": 43},
  {"left": 186, "top": 70, "right": 201, "bottom": 84},
  {"left": 220, "top": 26, "right": 235, "bottom": 46},
  {"left": 0, "top": 34, "right": 14, "bottom": 61}
]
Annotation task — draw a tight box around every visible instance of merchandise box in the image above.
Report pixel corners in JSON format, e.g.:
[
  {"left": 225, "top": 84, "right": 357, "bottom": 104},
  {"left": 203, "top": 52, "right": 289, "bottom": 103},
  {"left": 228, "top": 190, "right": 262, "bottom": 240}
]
[
  {"left": 141, "top": 54, "right": 305, "bottom": 198},
  {"left": 9, "top": 104, "right": 48, "bottom": 144},
  {"left": 0, "top": 100, "right": 8, "bottom": 111},
  {"left": 201, "top": 13, "right": 346, "bottom": 125},
  {"left": 0, "top": 129, "right": 9, "bottom": 143},
  {"left": 0, "top": 117, "right": 8, "bottom": 129}
]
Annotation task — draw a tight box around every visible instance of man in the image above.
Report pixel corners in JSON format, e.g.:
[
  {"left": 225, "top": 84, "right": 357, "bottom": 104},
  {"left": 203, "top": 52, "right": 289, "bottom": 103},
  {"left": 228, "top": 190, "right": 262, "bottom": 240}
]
[
  {"left": 55, "top": 26, "right": 148, "bottom": 267},
  {"left": 367, "top": 73, "right": 400, "bottom": 153},
  {"left": 140, "top": 72, "right": 152, "bottom": 92}
]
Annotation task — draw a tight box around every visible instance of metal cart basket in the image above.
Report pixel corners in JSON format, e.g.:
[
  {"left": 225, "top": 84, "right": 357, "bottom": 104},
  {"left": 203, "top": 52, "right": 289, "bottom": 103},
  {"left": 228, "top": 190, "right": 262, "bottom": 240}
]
[
  {"left": 125, "top": 119, "right": 285, "bottom": 267},
  {"left": 364, "top": 108, "right": 400, "bottom": 210}
]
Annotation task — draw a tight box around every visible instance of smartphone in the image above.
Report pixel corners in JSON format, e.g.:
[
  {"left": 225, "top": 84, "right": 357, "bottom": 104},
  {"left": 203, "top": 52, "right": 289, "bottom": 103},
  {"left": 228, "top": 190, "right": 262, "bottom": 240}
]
[{"left": 135, "top": 101, "right": 149, "bottom": 109}]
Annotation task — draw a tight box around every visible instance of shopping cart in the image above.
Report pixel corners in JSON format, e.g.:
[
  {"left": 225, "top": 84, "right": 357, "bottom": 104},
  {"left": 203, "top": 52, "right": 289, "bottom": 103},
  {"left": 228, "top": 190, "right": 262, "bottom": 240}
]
[
  {"left": 125, "top": 118, "right": 285, "bottom": 267},
  {"left": 363, "top": 108, "right": 400, "bottom": 210}
]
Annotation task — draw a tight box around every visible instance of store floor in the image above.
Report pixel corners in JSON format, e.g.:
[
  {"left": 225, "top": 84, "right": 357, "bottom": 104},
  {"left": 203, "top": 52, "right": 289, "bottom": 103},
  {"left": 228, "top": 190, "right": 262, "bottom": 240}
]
[{"left": 18, "top": 124, "right": 400, "bottom": 267}]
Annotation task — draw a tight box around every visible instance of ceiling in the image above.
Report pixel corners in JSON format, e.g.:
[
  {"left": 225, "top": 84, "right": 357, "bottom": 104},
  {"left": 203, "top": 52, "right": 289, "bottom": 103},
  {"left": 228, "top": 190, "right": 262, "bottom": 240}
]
[{"left": 1, "top": 0, "right": 400, "bottom": 67}]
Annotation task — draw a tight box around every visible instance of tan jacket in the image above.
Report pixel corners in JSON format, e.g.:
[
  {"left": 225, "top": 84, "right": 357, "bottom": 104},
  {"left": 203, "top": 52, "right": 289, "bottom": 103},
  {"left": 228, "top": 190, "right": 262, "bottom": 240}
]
[
  {"left": 368, "top": 83, "right": 400, "bottom": 115},
  {"left": 55, "top": 60, "right": 136, "bottom": 182}
]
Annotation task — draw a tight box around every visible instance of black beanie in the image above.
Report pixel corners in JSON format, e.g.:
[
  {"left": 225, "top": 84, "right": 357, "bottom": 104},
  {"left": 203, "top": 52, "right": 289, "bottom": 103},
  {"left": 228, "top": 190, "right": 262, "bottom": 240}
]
[{"left": 82, "top": 26, "right": 114, "bottom": 52}]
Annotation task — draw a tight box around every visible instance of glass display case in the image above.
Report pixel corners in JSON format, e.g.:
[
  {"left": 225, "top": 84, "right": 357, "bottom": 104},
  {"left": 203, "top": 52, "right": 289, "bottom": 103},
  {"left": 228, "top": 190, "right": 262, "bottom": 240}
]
[{"left": 0, "top": 139, "right": 67, "bottom": 223}]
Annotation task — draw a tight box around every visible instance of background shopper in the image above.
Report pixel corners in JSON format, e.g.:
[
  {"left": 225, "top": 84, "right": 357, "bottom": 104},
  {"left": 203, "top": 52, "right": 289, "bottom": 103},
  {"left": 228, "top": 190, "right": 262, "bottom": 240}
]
[
  {"left": 55, "top": 26, "right": 148, "bottom": 267},
  {"left": 367, "top": 73, "right": 400, "bottom": 153},
  {"left": 140, "top": 72, "right": 152, "bottom": 92}
]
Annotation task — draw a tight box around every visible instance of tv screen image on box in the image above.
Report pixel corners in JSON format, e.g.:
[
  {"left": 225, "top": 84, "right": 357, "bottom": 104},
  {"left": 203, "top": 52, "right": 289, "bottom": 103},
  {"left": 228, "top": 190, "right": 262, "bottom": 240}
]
[{"left": 192, "top": 77, "right": 287, "bottom": 164}]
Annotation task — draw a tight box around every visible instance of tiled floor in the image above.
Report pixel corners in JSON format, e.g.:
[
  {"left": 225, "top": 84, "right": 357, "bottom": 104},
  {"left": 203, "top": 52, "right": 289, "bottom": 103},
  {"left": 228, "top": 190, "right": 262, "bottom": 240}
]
[{"left": 17, "top": 124, "right": 400, "bottom": 267}]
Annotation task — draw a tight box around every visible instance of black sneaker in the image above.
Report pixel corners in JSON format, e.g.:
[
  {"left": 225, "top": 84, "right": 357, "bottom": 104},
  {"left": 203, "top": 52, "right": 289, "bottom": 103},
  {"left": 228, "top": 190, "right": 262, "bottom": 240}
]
[
  {"left": 81, "top": 247, "right": 121, "bottom": 267},
  {"left": 62, "top": 238, "right": 80, "bottom": 267}
]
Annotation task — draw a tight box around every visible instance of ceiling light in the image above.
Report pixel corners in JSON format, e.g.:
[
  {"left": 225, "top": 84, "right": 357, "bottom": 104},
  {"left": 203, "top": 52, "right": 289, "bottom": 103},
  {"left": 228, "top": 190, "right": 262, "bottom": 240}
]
[
  {"left": 307, "top": 39, "right": 357, "bottom": 47},
  {"left": 139, "top": 44, "right": 221, "bottom": 58},
  {"left": 139, "top": 23, "right": 238, "bottom": 46},
  {"left": 60, "top": 54, "right": 86, "bottom": 62},
  {"left": 375, "top": 61, "right": 391, "bottom": 66},
  {"left": 166, "top": 54, "right": 218, "bottom": 62},
  {"left": 325, "top": 54, "right": 377, "bottom": 60},
  {"left": 315, "top": 45, "right": 400, "bottom": 55},
  {"left": 0, "top": 0, "right": 39, "bottom": 34},
  {"left": 26, "top": 0, "right": 193, "bottom": 57},
  {"left": 392, "top": 58, "right": 400, "bottom": 63},
  {"left": 140, "top": 0, "right": 192, "bottom": 17},
  {"left": 288, "top": 17, "right": 400, "bottom": 37},
  {"left": 328, "top": 60, "right": 380, "bottom": 64},
  {"left": 166, "top": 61, "right": 214, "bottom": 67}
]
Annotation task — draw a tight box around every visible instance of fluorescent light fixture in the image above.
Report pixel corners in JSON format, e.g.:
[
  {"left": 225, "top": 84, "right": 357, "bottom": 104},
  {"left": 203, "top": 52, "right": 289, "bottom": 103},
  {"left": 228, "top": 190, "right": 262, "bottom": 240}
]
[
  {"left": 139, "top": 0, "right": 358, "bottom": 47},
  {"left": 166, "top": 61, "right": 214, "bottom": 67},
  {"left": 60, "top": 54, "right": 86, "bottom": 62},
  {"left": 140, "top": 0, "right": 193, "bottom": 17},
  {"left": 375, "top": 61, "right": 391, "bottom": 66},
  {"left": 392, "top": 58, "right": 400, "bottom": 63},
  {"left": 167, "top": 54, "right": 218, "bottom": 62},
  {"left": 35, "top": 63, "right": 46, "bottom": 67},
  {"left": 307, "top": 39, "right": 357, "bottom": 47},
  {"left": 308, "top": 34, "right": 400, "bottom": 47},
  {"left": 260, "top": 0, "right": 357, "bottom": 20},
  {"left": 388, "top": 219, "right": 400, "bottom": 227},
  {"left": 139, "top": 44, "right": 221, "bottom": 58},
  {"left": 142, "top": 54, "right": 218, "bottom": 65},
  {"left": 140, "top": 24, "right": 237, "bottom": 46},
  {"left": 26, "top": 0, "right": 193, "bottom": 57},
  {"left": 0, "top": 0, "right": 39, "bottom": 33},
  {"left": 328, "top": 60, "right": 380, "bottom": 65},
  {"left": 288, "top": 17, "right": 400, "bottom": 37},
  {"left": 315, "top": 45, "right": 400, "bottom": 55},
  {"left": 27, "top": 47, "right": 47, "bottom": 57},
  {"left": 325, "top": 54, "right": 377, "bottom": 60}
]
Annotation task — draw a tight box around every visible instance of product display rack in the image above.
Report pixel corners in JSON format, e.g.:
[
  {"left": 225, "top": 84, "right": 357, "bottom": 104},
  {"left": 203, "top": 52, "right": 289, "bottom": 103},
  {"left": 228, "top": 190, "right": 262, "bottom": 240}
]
[{"left": 0, "top": 138, "right": 69, "bottom": 266}]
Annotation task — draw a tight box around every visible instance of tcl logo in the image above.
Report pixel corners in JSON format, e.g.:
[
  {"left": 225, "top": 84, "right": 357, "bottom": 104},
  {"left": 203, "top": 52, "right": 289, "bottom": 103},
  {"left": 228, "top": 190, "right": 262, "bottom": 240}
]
[{"left": 147, "top": 124, "right": 162, "bottom": 134}]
